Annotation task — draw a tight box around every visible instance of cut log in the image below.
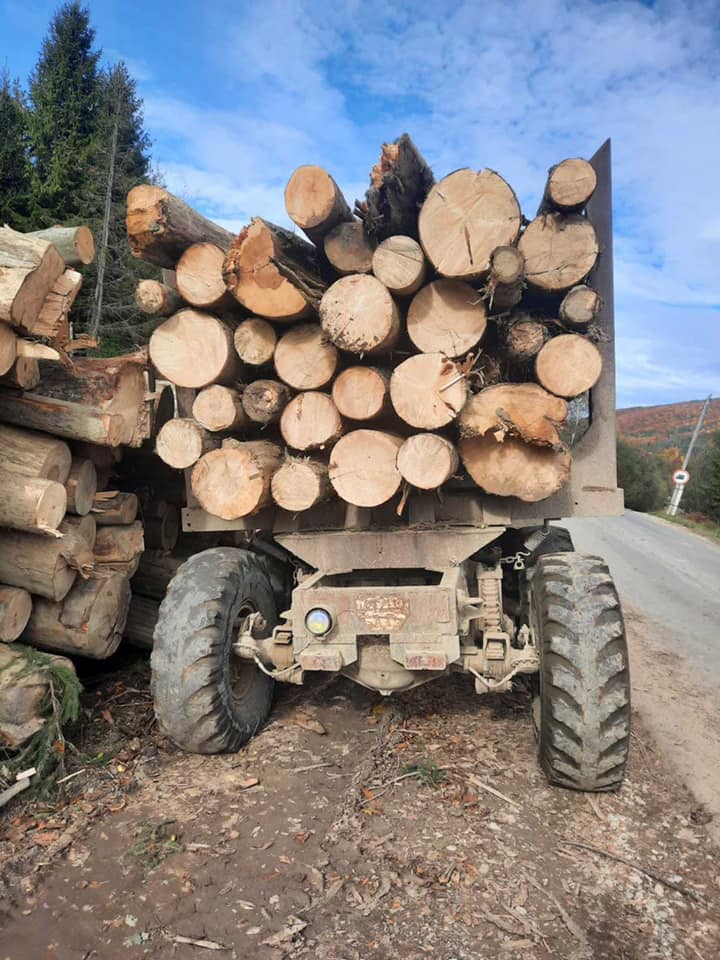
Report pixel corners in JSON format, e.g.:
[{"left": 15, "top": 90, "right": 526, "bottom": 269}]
[
  {"left": 59, "top": 513, "right": 96, "bottom": 547},
  {"left": 460, "top": 434, "right": 571, "bottom": 502},
  {"left": 23, "top": 573, "right": 131, "bottom": 659},
  {"left": 33, "top": 268, "right": 83, "bottom": 340},
  {"left": 284, "top": 165, "right": 353, "bottom": 246},
  {"left": 0, "top": 357, "right": 40, "bottom": 390},
  {"left": 94, "top": 522, "right": 145, "bottom": 575},
  {"left": 320, "top": 275, "right": 400, "bottom": 355},
  {"left": 242, "top": 379, "right": 292, "bottom": 425},
  {"left": 419, "top": 170, "right": 521, "bottom": 279},
  {"left": 149, "top": 309, "right": 237, "bottom": 389},
  {"left": 396, "top": 434, "right": 459, "bottom": 490},
  {"left": 519, "top": 214, "right": 599, "bottom": 292},
  {"left": 131, "top": 550, "right": 185, "bottom": 601},
  {"left": 126, "top": 184, "right": 233, "bottom": 268},
  {"left": 223, "top": 218, "right": 324, "bottom": 321},
  {"left": 356, "top": 134, "right": 434, "bottom": 240},
  {"left": 390, "top": 354, "right": 468, "bottom": 429},
  {"left": 0, "top": 468, "right": 66, "bottom": 535},
  {"left": 331, "top": 366, "right": 390, "bottom": 421},
  {"left": 143, "top": 502, "right": 179, "bottom": 552},
  {"left": 559, "top": 285, "right": 601, "bottom": 327},
  {"left": 27, "top": 225, "right": 95, "bottom": 266},
  {"left": 124, "top": 594, "right": 159, "bottom": 650},
  {"left": 474, "top": 353, "right": 503, "bottom": 389},
  {"left": 489, "top": 245, "right": 524, "bottom": 286},
  {"left": 193, "top": 385, "right": 250, "bottom": 432},
  {"left": 0, "top": 391, "right": 124, "bottom": 446},
  {"left": 0, "top": 586, "right": 32, "bottom": 641},
  {"left": 156, "top": 417, "right": 220, "bottom": 469},
  {"left": 535, "top": 334, "right": 603, "bottom": 398},
  {"left": 407, "top": 280, "right": 487, "bottom": 358},
  {"left": 487, "top": 280, "right": 523, "bottom": 313},
  {"left": 274, "top": 323, "right": 338, "bottom": 391},
  {"left": 92, "top": 491, "right": 139, "bottom": 525},
  {"left": 191, "top": 440, "right": 283, "bottom": 520},
  {"left": 65, "top": 458, "right": 97, "bottom": 516},
  {"left": 73, "top": 442, "right": 122, "bottom": 490},
  {"left": 328, "top": 430, "right": 403, "bottom": 507},
  {"left": 280, "top": 392, "right": 344, "bottom": 452},
  {"left": 135, "top": 278, "right": 184, "bottom": 317},
  {"left": 459, "top": 383, "right": 568, "bottom": 448},
  {"left": 176, "top": 242, "right": 234, "bottom": 311},
  {"left": 504, "top": 318, "right": 546, "bottom": 362},
  {"left": 546, "top": 158, "right": 597, "bottom": 211},
  {"left": 0, "top": 424, "right": 72, "bottom": 482},
  {"left": 0, "top": 323, "right": 17, "bottom": 376},
  {"left": 0, "top": 530, "right": 77, "bottom": 600},
  {"left": 0, "top": 226, "right": 65, "bottom": 333},
  {"left": 271, "top": 456, "right": 332, "bottom": 512},
  {"left": 0, "top": 645, "right": 75, "bottom": 748},
  {"left": 323, "top": 221, "right": 375, "bottom": 275},
  {"left": 371, "top": 236, "right": 426, "bottom": 297},
  {"left": 233, "top": 317, "right": 277, "bottom": 367}
]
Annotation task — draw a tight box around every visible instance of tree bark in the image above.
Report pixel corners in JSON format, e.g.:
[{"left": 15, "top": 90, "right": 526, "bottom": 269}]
[
  {"left": 176, "top": 242, "right": 235, "bottom": 311},
  {"left": 223, "top": 218, "right": 325, "bottom": 321},
  {"left": 0, "top": 468, "right": 67, "bottom": 535},
  {"left": 390, "top": 354, "right": 467, "bottom": 429},
  {"left": 459, "top": 434, "right": 572, "bottom": 502},
  {"left": 126, "top": 184, "right": 234, "bottom": 268},
  {"left": 459, "top": 383, "right": 568, "bottom": 448},
  {"left": 242, "top": 379, "right": 292, "bottom": 425},
  {"left": 59, "top": 513, "right": 97, "bottom": 548},
  {"left": 94, "top": 522, "right": 145, "bottom": 576},
  {"left": 65, "top": 457, "right": 97, "bottom": 516},
  {"left": 73, "top": 442, "right": 122, "bottom": 490},
  {"left": 92, "top": 491, "right": 139, "bottom": 525},
  {"left": 320, "top": 275, "right": 400, "bottom": 355},
  {"left": 27, "top": 225, "right": 96, "bottom": 266},
  {"left": 487, "top": 280, "right": 523, "bottom": 314},
  {"left": 0, "top": 226, "right": 65, "bottom": 333},
  {"left": 274, "top": 323, "right": 338, "bottom": 390},
  {"left": 0, "top": 529, "right": 78, "bottom": 600},
  {"left": 131, "top": 550, "right": 185, "bottom": 600},
  {"left": 559, "top": 285, "right": 601, "bottom": 327},
  {"left": 503, "top": 318, "right": 547, "bottom": 363},
  {"left": 124, "top": 593, "right": 159, "bottom": 650},
  {"left": 0, "top": 323, "right": 16, "bottom": 376},
  {"left": 135, "top": 279, "right": 184, "bottom": 317},
  {"left": 156, "top": 417, "right": 221, "bottom": 469},
  {"left": 0, "top": 586, "right": 32, "bottom": 642},
  {"left": 328, "top": 430, "right": 404, "bottom": 507},
  {"left": 473, "top": 353, "right": 503, "bottom": 389},
  {"left": 0, "top": 390, "right": 124, "bottom": 445},
  {"left": 331, "top": 366, "right": 390, "bottom": 421},
  {"left": 407, "top": 279, "right": 487, "bottom": 357},
  {"left": 419, "top": 169, "right": 521, "bottom": 279},
  {"left": 191, "top": 440, "right": 283, "bottom": 520},
  {"left": 0, "top": 423, "right": 72, "bottom": 482},
  {"left": 397, "top": 433, "right": 459, "bottom": 490},
  {"left": 280, "top": 391, "right": 343, "bottom": 452},
  {"left": 149, "top": 309, "right": 238, "bottom": 389},
  {"left": 284, "top": 165, "right": 353, "bottom": 246},
  {"left": 32, "top": 268, "right": 82, "bottom": 341},
  {"left": 356, "top": 134, "right": 434, "bottom": 241},
  {"left": 271, "top": 456, "right": 332, "bottom": 512},
  {"left": 233, "top": 317, "right": 277, "bottom": 367},
  {"left": 519, "top": 214, "right": 599, "bottom": 292},
  {"left": 192, "top": 385, "right": 250, "bottom": 432},
  {"left": 545, "top": 158, "right": 597, "bottom": 211},
  {"left": 535, "top": 334, "right": 603, "bottom": 398},
  {"left": 372, "top": 235, "right": 426, "bottom": 297},
  {"left": 0, "top": 356, "right": 40, "bottom": 390},
  {"left": 323, "top": 221, "right": 375, "bottom": 275}
]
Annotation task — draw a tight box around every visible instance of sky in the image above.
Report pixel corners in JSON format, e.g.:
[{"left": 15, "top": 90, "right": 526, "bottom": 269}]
[{"left": 2, "top": 0, "right": 719, "bottom": 408}]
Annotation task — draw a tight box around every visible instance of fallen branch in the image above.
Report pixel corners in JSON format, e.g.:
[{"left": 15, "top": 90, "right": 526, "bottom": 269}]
[
  {"left": 172, "top": 935, "right": 228, "bottom": 951},
  {"left": 467, "top": 774, "right": 521, "bottom": 808}
]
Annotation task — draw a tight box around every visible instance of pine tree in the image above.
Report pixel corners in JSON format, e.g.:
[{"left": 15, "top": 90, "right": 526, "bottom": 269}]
[
  {"left": 27, "top": 1, "right": 101, "bottom": 226},
  {"left": 0, "top": 69, "right": 32, "bottom": 228}
]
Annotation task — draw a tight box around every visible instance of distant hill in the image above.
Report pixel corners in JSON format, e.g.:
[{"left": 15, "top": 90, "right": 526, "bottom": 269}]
[{"left": 617, "top": 398, "right": 720, "bottom": 454}]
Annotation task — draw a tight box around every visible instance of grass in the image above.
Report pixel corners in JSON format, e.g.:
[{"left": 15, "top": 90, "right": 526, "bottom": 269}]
[{"left": 653, "top": 511, "right": 720, "bottom": 545}]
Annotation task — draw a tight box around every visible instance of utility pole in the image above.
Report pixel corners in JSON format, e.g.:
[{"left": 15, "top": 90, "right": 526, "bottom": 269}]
[{"left": 666, "top": 395, "right": 712, "bottom": 516}]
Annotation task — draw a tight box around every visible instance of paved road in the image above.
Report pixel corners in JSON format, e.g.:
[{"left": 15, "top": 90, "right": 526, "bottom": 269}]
[{"left": 564, "top": 510, "right": 720, "bottom": 672}]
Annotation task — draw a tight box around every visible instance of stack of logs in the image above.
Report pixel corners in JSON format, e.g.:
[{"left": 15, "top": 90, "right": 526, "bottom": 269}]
[{"left": 127, "top": 136, "right": 605, "bottom": 520}]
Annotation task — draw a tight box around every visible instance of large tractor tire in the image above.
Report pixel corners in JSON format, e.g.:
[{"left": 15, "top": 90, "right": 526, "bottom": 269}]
[
  {"left": 531, "top": 552, "right": 630, "bottom": 792},
  {"left": 151, "top": 548, "right": 276, "bottom": 754}
]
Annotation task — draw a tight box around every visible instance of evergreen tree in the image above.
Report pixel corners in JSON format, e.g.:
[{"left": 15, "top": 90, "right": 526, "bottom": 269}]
[
  {"left": 0, "top": 69, "right": 33, "bottom": 228},
  {"left": 616, "top": 439, "right": 667, "bottom": 513}
]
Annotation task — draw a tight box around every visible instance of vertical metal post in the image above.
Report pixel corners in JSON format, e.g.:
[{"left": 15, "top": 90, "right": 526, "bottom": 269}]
[{"left": 666, "top": 395, "right": 712, "bottom": 516}]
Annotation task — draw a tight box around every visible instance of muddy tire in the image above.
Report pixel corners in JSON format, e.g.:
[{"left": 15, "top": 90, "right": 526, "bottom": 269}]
[
  {"left": 532, "top": 553, "right": 630, "bottom": 792},
  {"left": 151, "top": 548, "right": 276, "bottom": 754}
]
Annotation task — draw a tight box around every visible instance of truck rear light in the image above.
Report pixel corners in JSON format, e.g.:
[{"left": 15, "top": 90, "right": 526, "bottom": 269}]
[{"left": 305, "top": 607, "right": 333, "bottom": 637}]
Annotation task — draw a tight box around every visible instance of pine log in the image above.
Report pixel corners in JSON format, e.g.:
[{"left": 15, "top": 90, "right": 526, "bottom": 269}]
[
  {"left": 559, "top": 285, "right": 601, "bottom": 327},
  {"left": 323, "top": 221, "right": 375, "bottom": 275},
  {"left": 519, "top": 214, "right": 599, "bottom": 292},
  {"left": 459, "top": 383, "right": 568, "bottom": 448},
  {"left": 33, "top": 268, "right": 82, "bottom": 340},
  {"left": 320, "top": 275, "right": 400, "bottom": 355},
  {"left": 94, "top": 522, "right": 145, "bottom": 575},
  {"left": 372, "top": 236, "right": 426, "bottom": 297},
  {"left": 487, "top": 280, "right": 523, "bottom": 313},
  {"left": 143, "top": 502, "right": 179, "bottom": 552},
  {"left": 191, "top": 440, "right": 283, "bottom": 520},
  {"left": 397, "top": 434, "right": 459, "bottom": 490},
  {"left": 328, "top": 430, "right": 403, "bottom": 507},
  {"left": 274, "top": 323, "right": 338, "bottom": 391},
  {"left": 233, "top": 317, "right": 277, "bottom": 367},
  {"left": 27, "top": 225, "right": 95, "bottom": 266},
  {"left": 460, "top": 434, "right": 571, "bottom": 502},
  {"left": 407, "top": 280, "right": 487, "bottom": 358},
  {"left": 65, "top": 458, "right": 97, "bottom": 516},
  {"left": 0, "top": 530, "right": 78, "bottom": 600},
  {"left": 0, "top": 468, "right": 66, "bottom": 535},
  {"left": 223, "top": 218, "right": 325, "bottom": 321},
  {"left": 59, "top": 513, "right": 96, "bottom": 547},
  {"left": 176, "top": 242, "right": 234, "bottom": 311},
  {"left": 331, "top": 366, "right": 390, "bottom": 421},
  {"left": 504, "top": 319, "right": 546, "bottom": 362},
  {"left": 135, "top": 279, "right": 184, "bottom": 317},
  {"left": 92, "top": 491, "right": 139, "bottom": 525},
  {"left": 535, "top": 334, "right": 603, "bottom": 398},
  {"left": 0, "top": 357, "right": 40, "bottom": 390},
  {"left": 242, "top": 379, "right": 292, "bottom": 425},
  {"left": 0, "top": 392, "right": 123, "bottom": 446},
  {"left": 284, "top": 165, "right": 353, "bottom": 246},
  {"left": 0, "top": 226, "right": 65, "bottom": 333},
  {"left": 23, "top": 573, "right": 131, "bottom": 659},
  {"left": 271, "top": 456, "right": 332, "bottom": 512},
  {"left": 280, "top": 392, "right": 343, "bottom": 452},
  {"left": 131, "top": 550, "right": 185, "bottom": 600},
  {"left": 124, "top": 593, "right": 159, "bottom": 650},
  {"left": 0, "top": 424, "right": 72, "bottom": 482},
  {"left": 149, "top": 309, "right": 237, "bottom": 389},
  {"left": 0, "top": 323, "right": 16, "bottom": 376},
  {"left": 546, "top": 158, "right": 597, "bottom": 211},
  {"left": 390, "top": 354, "right": 468, "bottom": 429},
  {"left": 193, "top": 385, "right": 250, "bottom": 432},
  {"left": 0, "top": 586, "right": 32, "bottom": 641},
  {"left": 356, "top": 134, "right": 434, "bottom": 240},
  {"left": 419, "top": 170, "right": 521, "bottom": 279},
  {"left": 126, "top": 184, "right": 234, "bottom": 268},
  {"left": 156, "top": 417, "right": 220, "bottom": 469},
  {"left": 489, "top": 245, "right": 524, "bottom": 285}
]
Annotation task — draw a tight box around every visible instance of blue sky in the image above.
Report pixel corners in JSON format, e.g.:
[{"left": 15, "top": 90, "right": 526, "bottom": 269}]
[{"left": 2, "top": 0, "right": 719, "bottom": 408}]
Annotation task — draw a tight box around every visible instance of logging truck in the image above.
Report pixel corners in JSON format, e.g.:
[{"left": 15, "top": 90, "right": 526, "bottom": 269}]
[{"left": 148, "top": 140, "right": 630, "bottom": 793}]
